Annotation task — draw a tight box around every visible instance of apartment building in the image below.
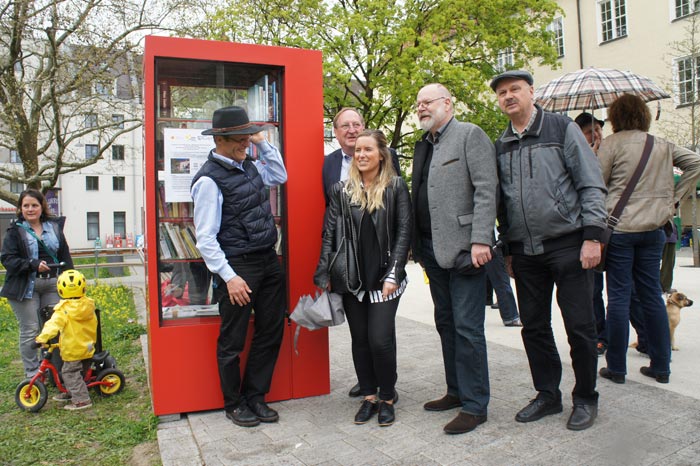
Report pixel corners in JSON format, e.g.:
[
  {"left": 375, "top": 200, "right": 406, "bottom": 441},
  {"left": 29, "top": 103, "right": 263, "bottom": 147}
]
[
  {"left": 530, "top": 0, "right": 699, "bottom": 142},
  {"left": 0, "top": 58, "right": 144, "bottom": 250}
]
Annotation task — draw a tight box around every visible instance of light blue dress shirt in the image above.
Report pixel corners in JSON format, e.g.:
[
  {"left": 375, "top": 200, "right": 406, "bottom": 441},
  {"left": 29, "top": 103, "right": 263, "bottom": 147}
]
[{"left": 191, "top": 140, "right": 287, "bottom": 283}]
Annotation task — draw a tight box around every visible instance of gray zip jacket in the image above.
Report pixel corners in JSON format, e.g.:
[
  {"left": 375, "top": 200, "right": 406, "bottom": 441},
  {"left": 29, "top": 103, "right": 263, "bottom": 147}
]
[{"left": 495, "top": 105, "right": 607, "bottom": 256}]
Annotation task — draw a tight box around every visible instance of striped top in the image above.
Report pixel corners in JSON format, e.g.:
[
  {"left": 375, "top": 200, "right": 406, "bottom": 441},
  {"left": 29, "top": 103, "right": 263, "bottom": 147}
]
[{"left": 353, "top": 277, "right": 409, "bottom": 304}]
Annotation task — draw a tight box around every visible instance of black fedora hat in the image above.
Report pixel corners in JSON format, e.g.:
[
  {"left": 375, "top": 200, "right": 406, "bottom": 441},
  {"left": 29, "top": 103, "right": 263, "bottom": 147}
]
[{"left": 201, "top": 106, "right": 264, "bottom": 136}]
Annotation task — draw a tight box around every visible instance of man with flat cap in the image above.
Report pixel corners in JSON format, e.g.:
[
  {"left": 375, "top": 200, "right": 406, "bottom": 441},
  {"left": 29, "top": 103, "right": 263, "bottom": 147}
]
[
  {"left": 491, "top": 70, "right": 607, "bottom": 431},
  {"left": 191, "top": 106, "right": 287, "bottom": 427}
]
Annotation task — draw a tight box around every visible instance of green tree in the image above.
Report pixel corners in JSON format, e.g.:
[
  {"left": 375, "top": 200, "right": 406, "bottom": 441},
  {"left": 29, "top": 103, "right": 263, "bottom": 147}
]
[
  {"left": 0, "top": 0, "right": 186, "bottom": 203},
  {"left": 188, "top": 0, "right": 560, "bottom": 151}
]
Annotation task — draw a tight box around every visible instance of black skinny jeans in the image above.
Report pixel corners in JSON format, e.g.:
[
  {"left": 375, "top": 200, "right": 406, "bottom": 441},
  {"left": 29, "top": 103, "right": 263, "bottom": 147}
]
[{"left": 343, "top": 292, "right": 399, "bottom": 401}]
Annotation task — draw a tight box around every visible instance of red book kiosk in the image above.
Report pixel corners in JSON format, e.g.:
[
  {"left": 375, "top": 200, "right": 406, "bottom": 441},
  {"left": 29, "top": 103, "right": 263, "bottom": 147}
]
[{"left": 143, "top": 36, "right": 329, "bottom": 416}]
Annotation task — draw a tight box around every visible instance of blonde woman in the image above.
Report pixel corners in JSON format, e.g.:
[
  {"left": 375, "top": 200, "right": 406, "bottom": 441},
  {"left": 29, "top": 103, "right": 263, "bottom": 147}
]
[{"left": 315, "top": 129, "right": 412, "bottom": 427}]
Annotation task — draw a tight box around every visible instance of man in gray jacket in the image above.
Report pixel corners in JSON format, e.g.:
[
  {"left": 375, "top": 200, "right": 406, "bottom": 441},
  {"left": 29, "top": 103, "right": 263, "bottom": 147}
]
[
  {"left": 411, "top": 83, "right": 497, "bottom": 435},
  {"left": 491, "top": 70, "right": 607, "bottom": 431}
]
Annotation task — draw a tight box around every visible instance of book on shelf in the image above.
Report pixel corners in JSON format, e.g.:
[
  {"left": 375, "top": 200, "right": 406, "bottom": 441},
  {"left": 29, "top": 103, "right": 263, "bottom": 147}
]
[
  {"left": 159, "top": 222, "right": 201, "bottom": 259},
  {"left": 247, "top": 74, "right": 279, "bottom": 123}
]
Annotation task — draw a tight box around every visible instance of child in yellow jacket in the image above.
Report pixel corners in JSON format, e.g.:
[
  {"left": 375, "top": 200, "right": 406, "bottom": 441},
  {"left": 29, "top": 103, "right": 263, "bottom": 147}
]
[{"left": 35, "top": 270, "right": 97, "bottom": 411}]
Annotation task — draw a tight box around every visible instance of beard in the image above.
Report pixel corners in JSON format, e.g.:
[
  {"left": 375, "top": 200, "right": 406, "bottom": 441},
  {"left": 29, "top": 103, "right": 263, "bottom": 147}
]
[{"left": 419, "top": 105, "right": 447, "bottom": 132}]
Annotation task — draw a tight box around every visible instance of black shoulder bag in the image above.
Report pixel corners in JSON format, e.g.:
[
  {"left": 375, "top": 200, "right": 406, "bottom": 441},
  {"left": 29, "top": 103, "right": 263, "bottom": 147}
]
[
  {"left": 328, "top": 188, "right": 362, "bottom": 294},
  {"left": 596, "top": 134, "right": 654, "bottom": 272}
]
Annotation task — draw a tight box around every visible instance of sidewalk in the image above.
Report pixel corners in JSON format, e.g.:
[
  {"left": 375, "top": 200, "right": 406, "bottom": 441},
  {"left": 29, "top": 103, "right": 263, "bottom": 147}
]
[{"left": 154, "top": 252, "right": 700, "bottom": 465}]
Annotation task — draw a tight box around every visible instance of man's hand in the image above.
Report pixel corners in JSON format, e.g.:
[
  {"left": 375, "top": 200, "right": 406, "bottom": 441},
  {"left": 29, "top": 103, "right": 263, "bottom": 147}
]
[
  {"left": 226, "top": 276, "right": 252, "bottom": 306},
  {"left": 580, "top": 240, "right": 601, "bottom": 269},
  {"left": 250, "top": 131, "right": 266, "bottom": 144},
  {"left": 471, "top": 243, "right": 492, "bottom": 268},
  {"left": 504, "top": 255, "right": 514, "bottom": 278}
]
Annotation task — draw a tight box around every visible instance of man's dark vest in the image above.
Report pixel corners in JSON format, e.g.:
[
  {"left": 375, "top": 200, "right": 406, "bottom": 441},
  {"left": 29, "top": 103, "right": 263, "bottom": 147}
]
[{"left": 191, "top": 152, "right": 277, "bottom": 257}]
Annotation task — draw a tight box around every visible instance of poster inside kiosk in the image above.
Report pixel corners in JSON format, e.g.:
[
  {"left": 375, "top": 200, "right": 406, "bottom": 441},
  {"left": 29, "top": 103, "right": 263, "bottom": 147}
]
[{"left": 161, "top": 128, "right": 217, "bottom": 320}]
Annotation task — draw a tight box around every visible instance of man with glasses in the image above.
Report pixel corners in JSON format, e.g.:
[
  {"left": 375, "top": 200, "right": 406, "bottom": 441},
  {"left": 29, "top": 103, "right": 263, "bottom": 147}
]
[
  {"left": 411, "top": 83, "right": 497, "bottom": 435},
  {"left": 322, "top": 107, "right": 401, "bottom": 398},
  {"left": 191, "top": 106, "right": 288, "bottom": 428}
]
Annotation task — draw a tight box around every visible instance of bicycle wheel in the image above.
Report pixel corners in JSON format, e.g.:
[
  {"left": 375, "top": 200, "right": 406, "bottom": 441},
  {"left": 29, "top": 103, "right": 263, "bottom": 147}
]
[
  {"left": 95, "top": 368, "right": 125, "bottom": 397},
  {"left": 15, "top": 379, "right": 48, "bottom": 412}
]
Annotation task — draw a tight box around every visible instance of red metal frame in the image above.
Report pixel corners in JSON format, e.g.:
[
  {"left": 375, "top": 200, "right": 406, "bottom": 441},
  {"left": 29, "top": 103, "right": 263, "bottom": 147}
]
[{"left": 143, "top": 36, "right": 328, "bottom": 416}]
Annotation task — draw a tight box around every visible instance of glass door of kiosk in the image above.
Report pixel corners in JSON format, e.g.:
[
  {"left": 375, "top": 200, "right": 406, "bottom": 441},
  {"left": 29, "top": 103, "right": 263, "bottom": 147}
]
[{"left": 143, "top": 36, "right": 329, "bottom": 416}]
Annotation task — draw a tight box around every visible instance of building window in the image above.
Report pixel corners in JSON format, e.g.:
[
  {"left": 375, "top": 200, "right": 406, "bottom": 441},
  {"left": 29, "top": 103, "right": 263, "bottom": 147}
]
[
  {"left": 676, "top": 0, "right": 700, "bottom": 19},
  {"left": 676, "top": 55, "right": 700, "bottom": 105},
  {"left": 599, "top": 0, "right": 627, "bottom": 42},
  {"left": 548, "top": 17, "right": 565, "bottom": 58},
  {"left": 85, "top": 144, "right": 99, "bottom": 159},
  {"left": 114, "top": 211, "right": 126, "bottom": 237},
  {"left": 87, "top": 212, "right": 100, "bottom": 241},
  {"left": 10, "top": 149, "right": 20, "bottom": 163},
  {"left": 112, "top": 145, "right": 125, "bottom": 160},
  {"left": 113, "top": 176, "right": 125, "bottom": 191},
  {"left": 495, "top": 48, "right": 514, "bottom": 73},
  {"left": 85, "top": 113, "right": 98, "bottom": 128},
  {"left": 112, "top": 114, "right": 124, "bottom": 129},
  {"left": 10, "top": 181, "right": 24, "bottom": 194},
  {"left": 95, "top": 81, "right": 111, "bottom": 96},
  {"left": 86, "top": 176, "right": 99, "bottom": 191}
]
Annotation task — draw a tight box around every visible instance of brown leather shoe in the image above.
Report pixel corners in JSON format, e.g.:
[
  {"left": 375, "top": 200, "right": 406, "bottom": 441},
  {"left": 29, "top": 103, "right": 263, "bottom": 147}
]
[
  {"left": 423, "top": 394, "right": 461, "bottom": 411},
  {"left": 443, "top": 412, "right": 487, "bottom": 434}
]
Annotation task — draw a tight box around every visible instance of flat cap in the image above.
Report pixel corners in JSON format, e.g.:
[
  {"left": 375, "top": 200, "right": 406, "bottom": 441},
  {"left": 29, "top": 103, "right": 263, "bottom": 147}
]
[
  {"left": 574, "top": 112, "right": 605, "bottom": 128},
  {"left": 490, "top": 70, "right": 534, "bottom": 91}
]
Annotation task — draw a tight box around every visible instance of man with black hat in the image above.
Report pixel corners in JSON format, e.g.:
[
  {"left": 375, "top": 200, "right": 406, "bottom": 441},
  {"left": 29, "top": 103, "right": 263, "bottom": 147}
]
[
  {"left": 491, "top": 70, "right": 607, "bottom": 431},
  {"left": 191, "top": 106, "right": 287, "bottom": 427},
  {"left": 574, "top": 112, "right": 605, "bottom": 153}
]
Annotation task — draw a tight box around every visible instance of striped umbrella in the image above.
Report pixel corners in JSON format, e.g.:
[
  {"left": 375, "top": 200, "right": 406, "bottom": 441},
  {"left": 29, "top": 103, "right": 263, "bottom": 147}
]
[{"left": 534, "top": 67, "right": 670, "bottom": 112}]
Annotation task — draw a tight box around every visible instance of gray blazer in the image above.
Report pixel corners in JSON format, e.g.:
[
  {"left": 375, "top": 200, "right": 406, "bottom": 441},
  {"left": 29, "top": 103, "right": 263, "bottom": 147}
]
[{"left": 411, "top": 118, "right": 498, "bottom": 269}]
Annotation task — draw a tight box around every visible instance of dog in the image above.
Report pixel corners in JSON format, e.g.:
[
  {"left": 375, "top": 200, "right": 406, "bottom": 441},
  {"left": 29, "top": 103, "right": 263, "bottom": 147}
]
[{"left": 667, "top": 291, "right": 693, "bottom": 351}]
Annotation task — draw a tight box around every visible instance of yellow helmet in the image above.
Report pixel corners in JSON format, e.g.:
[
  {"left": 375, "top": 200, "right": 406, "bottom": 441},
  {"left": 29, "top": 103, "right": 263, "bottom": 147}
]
[{"left": 57, "top": 269, "right": 86, "bottom": 298}]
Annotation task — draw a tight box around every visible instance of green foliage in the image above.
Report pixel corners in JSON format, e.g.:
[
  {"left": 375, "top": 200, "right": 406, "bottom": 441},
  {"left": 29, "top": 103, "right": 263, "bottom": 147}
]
[
  {"left": 200, "top": 0, "right": 561, "bottom": 146},
  {"left": 0, "top": 285, "right": 155, "bottom": 465}
]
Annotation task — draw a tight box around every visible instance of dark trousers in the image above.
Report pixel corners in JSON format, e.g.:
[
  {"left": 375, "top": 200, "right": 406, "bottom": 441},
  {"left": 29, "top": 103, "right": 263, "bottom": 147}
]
[
  {"left": 485, "top": 248, "right": 519, "bottom": 323},
  {"left": 512, "top": 245, "right": 598, "bottom": 405},
  {"left": 605, "top": 229, "right": 670, "bottom": 375},
  {"left": 593, "top": 272, "right": 607, "bottom": 344},
  {"left": 214, "top": 250, "right": 285, "bottom": 411},
  {"left": 343, "top": 293, "right": 399, "bottom": 401},
  {"left": 421, "top": 238, "right": 489, "bottom": 416},
  {"left": 659, "top": 241, "right": 676, "bottom": 293}
]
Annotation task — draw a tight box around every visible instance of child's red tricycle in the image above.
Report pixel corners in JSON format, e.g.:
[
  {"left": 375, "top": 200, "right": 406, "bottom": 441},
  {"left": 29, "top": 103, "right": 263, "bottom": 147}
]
[{"left": 15, "top": 343, "right": 125, "bottom": 412}]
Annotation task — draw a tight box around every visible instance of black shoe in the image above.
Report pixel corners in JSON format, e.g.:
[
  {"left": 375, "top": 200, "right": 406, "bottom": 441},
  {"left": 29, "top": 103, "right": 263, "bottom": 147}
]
[
  {"left": 392, "top": 390, "right": 399, "bottom": 404},
  {"left": 377, "top": 401, "right": 395, "bottom": 427},
  {"left": 566, "top": 404, "right": 597, "bottom": 431},
  {"left": 443, "top": 412, "right": 487, "bottom": 434},
  {"left": 348, "top": 382, "right": 361, "bottom": 397},
  {"left": 515, "top": 398, "right": 563, "bottom": 423},
  {"left": 424, "top": 394, "right": 461, "bottom": 411},
  {"left": 354, "top": 399, "right": 378, "bottom": 424},
  {"left": 248, "top": 401, "right": 279, "bottom": 422},
  {"left": 640, "top": 366, "right": 669, "bottom": 383},
  {"left": 490, "top": 303, "right": 499, "bottom": 309},
  {"left": 599, "top": 367, "right": 625, "bottom": 384},
  {"left": 226, "top": 405, "right": 260, "bottom": 427}
]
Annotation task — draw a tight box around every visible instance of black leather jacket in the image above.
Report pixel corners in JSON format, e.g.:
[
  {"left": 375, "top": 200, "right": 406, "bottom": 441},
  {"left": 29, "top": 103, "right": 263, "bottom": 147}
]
[{"left": 314, "top": 177, "right": 412, "bottom": 291}]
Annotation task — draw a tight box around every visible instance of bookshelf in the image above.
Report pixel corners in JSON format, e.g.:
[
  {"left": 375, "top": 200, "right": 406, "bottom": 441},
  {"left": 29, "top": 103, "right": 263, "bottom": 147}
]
[{"left": 144, "top": 36, "right": 329, "bottom": 416}]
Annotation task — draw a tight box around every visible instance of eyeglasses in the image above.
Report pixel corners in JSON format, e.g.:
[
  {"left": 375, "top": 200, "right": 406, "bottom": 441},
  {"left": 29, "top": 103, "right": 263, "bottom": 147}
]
[
  {"left": 222, "top": 135, "right": 250, "bottom": 143},
  {"left": 415, "top": 96, "right": 447, "bottom": 110},
  {"left": 338, "top": 122, "right": 363, "bottom": 131}
]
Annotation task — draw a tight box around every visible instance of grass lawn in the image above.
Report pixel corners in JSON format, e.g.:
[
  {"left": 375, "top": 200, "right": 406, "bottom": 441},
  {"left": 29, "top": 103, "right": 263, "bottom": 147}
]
[{"left": 0, "top": 284, "right": 160, "bottom": 465}]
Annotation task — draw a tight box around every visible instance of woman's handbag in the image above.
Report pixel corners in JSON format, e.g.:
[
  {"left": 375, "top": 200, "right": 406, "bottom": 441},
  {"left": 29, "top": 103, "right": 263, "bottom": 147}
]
[
  {"left": 595, "top": 134, "right": 654, "bottom": 272},
  {"left": 328, "top": 190, "right": 362, "bottom": 294}
]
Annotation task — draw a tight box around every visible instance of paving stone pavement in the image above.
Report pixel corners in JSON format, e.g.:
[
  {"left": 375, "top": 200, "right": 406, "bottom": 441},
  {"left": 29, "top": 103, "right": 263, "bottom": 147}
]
[{"left": 156, "top": 314, "right": 700, "bottom": 466}]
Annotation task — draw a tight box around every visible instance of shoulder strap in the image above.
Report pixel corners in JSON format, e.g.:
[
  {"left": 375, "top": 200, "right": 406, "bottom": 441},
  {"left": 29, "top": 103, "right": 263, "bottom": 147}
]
[
  {"left": 18, "top": 222, "right": 60, "bottom": 263},
  {"left": 607, "top": 134, "right": 654, "bottom": 228}
]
